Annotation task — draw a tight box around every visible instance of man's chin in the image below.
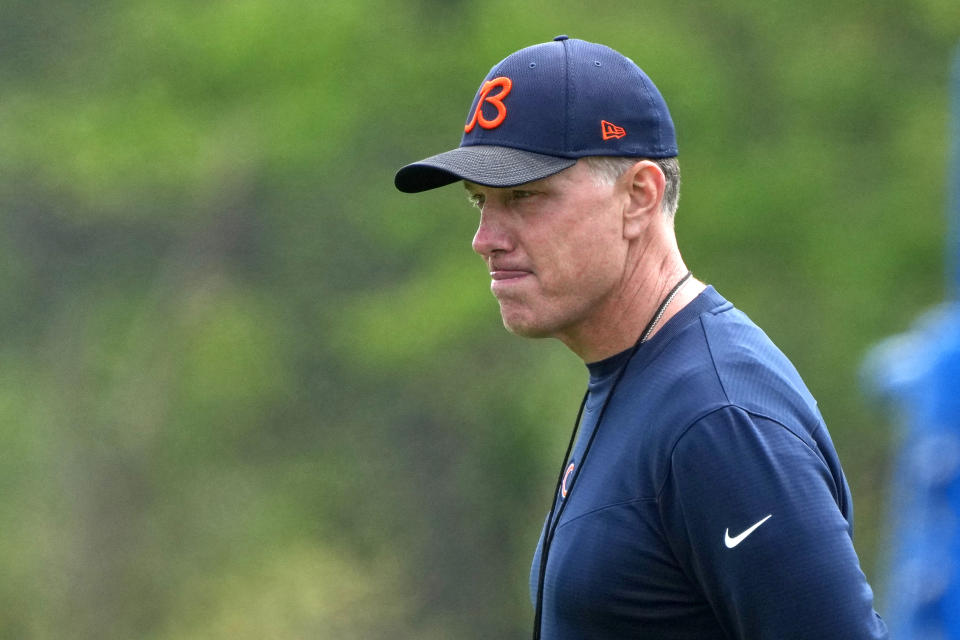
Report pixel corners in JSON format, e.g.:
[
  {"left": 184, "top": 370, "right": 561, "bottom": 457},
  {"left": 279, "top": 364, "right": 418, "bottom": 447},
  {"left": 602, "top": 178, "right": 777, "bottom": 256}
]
[{"left": 500, "top": 314, "right": 553, "bottom": 339}]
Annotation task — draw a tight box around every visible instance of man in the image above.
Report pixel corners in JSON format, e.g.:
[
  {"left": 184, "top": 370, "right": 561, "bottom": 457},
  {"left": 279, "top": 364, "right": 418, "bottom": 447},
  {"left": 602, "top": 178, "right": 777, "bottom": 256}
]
[{"left": 395, "top": 36, "right": 888, "bottom": 639}]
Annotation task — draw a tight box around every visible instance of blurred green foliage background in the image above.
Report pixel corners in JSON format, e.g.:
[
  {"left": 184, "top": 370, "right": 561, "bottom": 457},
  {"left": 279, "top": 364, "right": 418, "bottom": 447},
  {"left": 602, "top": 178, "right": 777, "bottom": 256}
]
[{"left": 1, "top": 0, "right": 957, "bottom": 637}]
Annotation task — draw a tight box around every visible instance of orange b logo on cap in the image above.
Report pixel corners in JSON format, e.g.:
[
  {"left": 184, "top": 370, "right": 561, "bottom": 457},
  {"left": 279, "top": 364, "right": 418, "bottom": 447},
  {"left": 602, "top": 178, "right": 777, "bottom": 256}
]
[{"left": 465, "top": 76, "right": 513, "bottom": 133}]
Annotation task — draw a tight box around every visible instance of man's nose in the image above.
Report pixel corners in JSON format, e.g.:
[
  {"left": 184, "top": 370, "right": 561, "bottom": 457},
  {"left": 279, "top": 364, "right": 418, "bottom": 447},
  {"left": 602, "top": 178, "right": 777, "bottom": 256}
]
[{"left": 471, "top": 208, "right": 513, "bottom": 257}]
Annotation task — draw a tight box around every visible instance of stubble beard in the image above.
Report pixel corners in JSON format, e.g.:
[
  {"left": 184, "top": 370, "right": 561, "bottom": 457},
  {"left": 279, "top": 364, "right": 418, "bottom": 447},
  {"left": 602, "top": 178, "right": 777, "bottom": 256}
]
[
  {"left": 496, "top": 291, "right": 595, "bottom": 342},
  {"left": 498, "top": 303, "right": 545, "bottom": 338},
  {"left": 495, "top": 293, "right": 555, "bottom": 339}
]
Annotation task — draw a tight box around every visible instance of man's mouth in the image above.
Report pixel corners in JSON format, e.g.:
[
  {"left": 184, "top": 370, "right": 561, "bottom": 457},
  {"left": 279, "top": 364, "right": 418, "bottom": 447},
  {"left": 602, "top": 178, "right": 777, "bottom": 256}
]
[{"left": 490, "top": 269, "right": 530, "bottom": 281}]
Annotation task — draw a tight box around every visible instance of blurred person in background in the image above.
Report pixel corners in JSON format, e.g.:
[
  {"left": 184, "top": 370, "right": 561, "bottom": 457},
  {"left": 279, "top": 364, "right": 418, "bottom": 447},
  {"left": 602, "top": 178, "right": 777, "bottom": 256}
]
[{"left": 395, "top": 36, "right": 887, "bottom": 639}]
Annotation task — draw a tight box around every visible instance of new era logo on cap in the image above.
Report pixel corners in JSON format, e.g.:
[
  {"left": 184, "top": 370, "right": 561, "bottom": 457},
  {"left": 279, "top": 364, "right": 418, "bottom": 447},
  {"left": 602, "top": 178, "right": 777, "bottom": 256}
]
[{"left": 601, "top": 120, "right": 626, "bottom": 140}]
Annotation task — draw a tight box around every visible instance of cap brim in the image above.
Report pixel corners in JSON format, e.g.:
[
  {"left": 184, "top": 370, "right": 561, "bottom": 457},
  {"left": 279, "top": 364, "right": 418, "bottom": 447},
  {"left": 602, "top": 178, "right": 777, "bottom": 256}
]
[{"left": 394, "top": 145, "right": 577, "bottom": 193}]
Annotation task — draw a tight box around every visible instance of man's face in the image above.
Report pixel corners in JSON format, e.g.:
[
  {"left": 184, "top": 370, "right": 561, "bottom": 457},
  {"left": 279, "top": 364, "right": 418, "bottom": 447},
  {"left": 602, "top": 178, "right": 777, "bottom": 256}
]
[{"left": 467, "top": 160, "right": 629, "bottom": 342}]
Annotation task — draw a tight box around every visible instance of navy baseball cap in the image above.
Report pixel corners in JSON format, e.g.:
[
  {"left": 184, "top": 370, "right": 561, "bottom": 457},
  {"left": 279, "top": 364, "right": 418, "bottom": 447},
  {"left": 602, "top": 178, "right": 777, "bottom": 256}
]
[{"left": 394, "top": 36, "right": 677, "bottom": 193}]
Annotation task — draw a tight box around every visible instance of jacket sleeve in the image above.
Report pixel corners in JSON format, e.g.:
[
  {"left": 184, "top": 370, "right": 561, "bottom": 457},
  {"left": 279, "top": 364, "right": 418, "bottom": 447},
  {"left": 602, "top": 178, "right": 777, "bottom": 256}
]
[{"left": 658, "top": 405, "right": 888, "bottom": 639}]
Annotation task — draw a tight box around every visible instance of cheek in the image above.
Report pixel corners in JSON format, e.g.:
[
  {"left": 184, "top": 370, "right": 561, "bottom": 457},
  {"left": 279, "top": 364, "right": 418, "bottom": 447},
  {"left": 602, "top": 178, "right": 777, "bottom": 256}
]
[
  {"left": 561, "top": 220, "right": 624, "bottom": 278},
  {"left": 533, "top": 236, "right": 623, "bottom": 303},
  {"left": 525, "top": 195, "right": 624, "bottom": 292}
]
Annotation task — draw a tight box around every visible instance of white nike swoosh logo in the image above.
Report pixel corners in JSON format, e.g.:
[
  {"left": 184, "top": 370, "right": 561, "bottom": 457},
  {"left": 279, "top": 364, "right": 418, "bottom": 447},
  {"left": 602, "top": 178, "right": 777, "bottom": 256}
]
[{"left": 724, "top": 514, "right": 773, "bottom": 549}]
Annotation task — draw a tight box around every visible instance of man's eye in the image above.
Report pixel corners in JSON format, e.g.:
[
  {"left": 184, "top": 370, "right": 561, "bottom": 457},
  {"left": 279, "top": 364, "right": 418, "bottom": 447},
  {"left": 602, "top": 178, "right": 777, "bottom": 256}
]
[{"left": 512, "top": 190, "right": 534, "bottom": 200}]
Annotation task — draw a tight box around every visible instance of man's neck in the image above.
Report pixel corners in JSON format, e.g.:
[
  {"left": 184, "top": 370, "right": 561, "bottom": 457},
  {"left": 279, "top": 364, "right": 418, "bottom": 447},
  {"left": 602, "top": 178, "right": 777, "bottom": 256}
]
[{"left": 560, "top": 269, "right": 707, "bottom": 364}]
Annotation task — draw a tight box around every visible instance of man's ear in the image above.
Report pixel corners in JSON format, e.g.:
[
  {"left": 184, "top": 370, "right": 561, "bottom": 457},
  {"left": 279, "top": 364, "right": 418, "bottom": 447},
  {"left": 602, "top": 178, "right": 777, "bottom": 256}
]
[{"left": 621, "top": 160, "right": 665, "bottom": 240}]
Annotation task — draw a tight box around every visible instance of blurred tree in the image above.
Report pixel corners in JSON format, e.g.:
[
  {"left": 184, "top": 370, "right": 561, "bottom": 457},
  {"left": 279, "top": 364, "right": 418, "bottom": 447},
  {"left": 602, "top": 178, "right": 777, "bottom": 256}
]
[{"left": 0, "top": 0, "right": 956, "bottom": 637}]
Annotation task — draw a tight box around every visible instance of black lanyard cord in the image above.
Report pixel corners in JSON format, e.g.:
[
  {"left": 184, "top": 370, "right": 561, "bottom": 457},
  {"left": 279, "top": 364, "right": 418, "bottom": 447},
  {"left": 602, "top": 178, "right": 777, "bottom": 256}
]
[{"left": 532, "top": 270, "right": 692, "bottom": 639}]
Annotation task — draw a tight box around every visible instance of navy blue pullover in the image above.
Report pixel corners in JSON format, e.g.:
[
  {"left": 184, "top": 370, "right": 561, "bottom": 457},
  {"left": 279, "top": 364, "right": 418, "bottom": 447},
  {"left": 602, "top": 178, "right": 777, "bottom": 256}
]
[{"left": 530, "top": 287, "right": 887, "bottom": 638}]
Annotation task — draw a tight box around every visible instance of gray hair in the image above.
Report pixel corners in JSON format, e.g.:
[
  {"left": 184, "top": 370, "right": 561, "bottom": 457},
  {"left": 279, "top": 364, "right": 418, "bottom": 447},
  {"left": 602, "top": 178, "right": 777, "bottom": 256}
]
[{"left": 583, "top": 156, "right": 681, "bottom": 218}]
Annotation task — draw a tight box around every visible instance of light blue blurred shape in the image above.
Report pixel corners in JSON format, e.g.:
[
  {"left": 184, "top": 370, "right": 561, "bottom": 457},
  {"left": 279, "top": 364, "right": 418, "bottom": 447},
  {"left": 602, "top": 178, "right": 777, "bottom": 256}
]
[{"left": 863, "top": 42, "right": 960, "bottom": 639}]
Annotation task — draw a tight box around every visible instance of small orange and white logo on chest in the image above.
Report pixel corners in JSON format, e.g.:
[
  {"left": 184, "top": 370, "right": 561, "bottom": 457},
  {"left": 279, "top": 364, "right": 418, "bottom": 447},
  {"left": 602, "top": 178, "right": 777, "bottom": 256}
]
[{"left": 561, "top": 462, "right": 576, "bottom": 498}]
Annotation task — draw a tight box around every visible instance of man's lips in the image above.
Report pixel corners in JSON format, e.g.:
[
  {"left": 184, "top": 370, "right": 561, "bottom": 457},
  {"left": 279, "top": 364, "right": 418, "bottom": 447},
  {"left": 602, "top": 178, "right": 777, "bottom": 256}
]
[
  {"left": 489, "top": 268, "right": 532, "bottom": 294},
  {"left": 490, "top": 269, "right": 531, "bottom": 280}
]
